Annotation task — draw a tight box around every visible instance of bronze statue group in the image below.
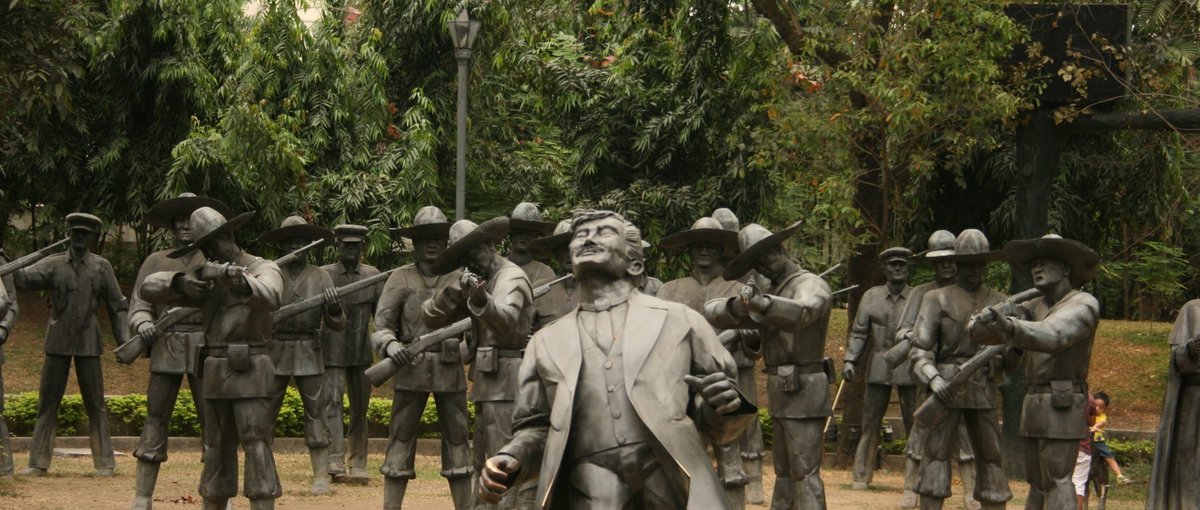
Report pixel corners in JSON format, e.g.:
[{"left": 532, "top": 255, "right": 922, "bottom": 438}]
[{"left": 0, "top": 194, "right": 1196, "bottom": 510}]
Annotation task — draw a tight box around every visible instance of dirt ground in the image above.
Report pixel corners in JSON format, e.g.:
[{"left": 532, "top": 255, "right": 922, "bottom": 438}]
[{"left": 0, "top": 450, "right": 1145, "bottom": 510}]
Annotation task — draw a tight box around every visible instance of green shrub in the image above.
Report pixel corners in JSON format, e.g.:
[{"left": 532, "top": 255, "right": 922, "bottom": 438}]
[{"left": 1106, "top": 438, "right": 1156, "bottom": 465}]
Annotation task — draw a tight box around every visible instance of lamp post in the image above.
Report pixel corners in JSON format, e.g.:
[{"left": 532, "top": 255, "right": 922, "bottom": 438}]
[{"left": 448, "top": 9, "right": 480, "bottom": 221}]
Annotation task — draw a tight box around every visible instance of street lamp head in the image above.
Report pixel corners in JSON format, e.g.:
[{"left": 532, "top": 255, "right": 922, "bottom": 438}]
[{"left": 448, "top": 9, "right": 481, "bottom": 52}]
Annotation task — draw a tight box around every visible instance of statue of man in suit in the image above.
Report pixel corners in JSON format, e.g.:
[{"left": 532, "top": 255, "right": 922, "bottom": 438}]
[{"left": 478, "top": 209, "right": 757, "bottom": 509}]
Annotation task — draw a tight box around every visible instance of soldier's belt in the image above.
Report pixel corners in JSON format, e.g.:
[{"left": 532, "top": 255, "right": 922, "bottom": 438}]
[
  {"left": 205, "top": 345, "right": 268, "bottom": 357},
  {"left": 1026, "top": 382, "right": 1086, "bottom": 393},
  {"left": 763, "top": 361, "right": 825, "bottom": 375},
  {"left": 496, "top": 349, "right": 524, "bottom": 358},
  {"left": 165, "top": 324, "right": 204, "bottom": 333},
  {"left": 274, "top": 331, "right": 318, "bottom": 341}
]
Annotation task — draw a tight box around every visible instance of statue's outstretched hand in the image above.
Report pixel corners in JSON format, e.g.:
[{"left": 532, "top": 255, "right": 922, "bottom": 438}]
[
  {"left": 480, "top": 454, "right": 521, "bottom": 504},
  {"left": 684, "top": 372, "right": 741, "bottom": 415}
]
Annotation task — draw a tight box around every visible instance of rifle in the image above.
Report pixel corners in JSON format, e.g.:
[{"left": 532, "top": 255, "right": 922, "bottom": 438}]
[
  {"left": 816, "top": 263, "right": 841, "bottom": 280},
  {"left": 911, "top": 288, "right": 1043, "bottom": 427},
  {"left": 273, "top": 268, "right": 395, "bottom": 322},
  {"left": 114, "top": 238, "right": 328, "bottom": 364},
  {"left": 830, "top": 284, "right": 857, "bottom": 297},
  {"left": 365, "top": 273, "right": 573, "bottom": 387},
  {"left": 0, "top": 238, "right": 70, "bottom": 277}
]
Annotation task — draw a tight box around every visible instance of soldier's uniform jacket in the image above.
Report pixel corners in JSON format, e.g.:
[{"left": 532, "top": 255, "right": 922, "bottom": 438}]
[
  {"left": 273, "top": 264, "right": 344, "bottom": 376},
  {"left": 424, "top": 259, "right": 532, "bottom": 402},
  {"left": 535, "top": 275, "right": 577, "bottom": 325},
  {"left": 895, "top": 281, "right": 940, "bottom": 339},
  {"left": 16, "top": 251, "right": 128, "bottom": 357},
  {"left": 130, "top": 249, "right": 207, "bottom": 374},
  {"left": 521, "top": 258, "right": 556, "bottom": 330},
  {"left": 972, "top": 290, "right": 1098, "bottom": 439},
  {"left": 140, "top": 252, "right": 283, "bottom": 399},
  {"left": 659, "top": 270, "right": 757, "bottom": 369},
  {"left": 0, "top": 252, "right": 17, "bottom": 365},
  {"left": 321, "top": 261, "right": 381, "bottom": 367},
  {"left": 910, "top": 284, "right": 1007, "bottom": 409},
  {"left": 847, "top": 284, "right": 915, "bottom": 386},
  {"left": 372, "top": 264, "right": 465, "bottom": 392},
  {"left": 706, "top": 269, "right": 833, "bottom": 419}
]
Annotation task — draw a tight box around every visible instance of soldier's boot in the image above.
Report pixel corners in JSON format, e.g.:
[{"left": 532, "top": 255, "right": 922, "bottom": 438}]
[
  {"left": 131, "top": 460, "right": 160, "bottom": 510},
  {"left": 383, "top": 477, "right": 408, "bottom": 510},
  {"left": 918, "top": 496, "right": 944, "bottom": 510},
  {"left": 959, "top": 462, "right": 981, "bottom": 510},
  {"left": 768, "top": 477, "right": 793, "bottom": 510},
  {"left": 248, "top": 498, "right": 274, "bottom": 510},
  {"left": 201, "top": 499, "right": 227, "bottom": 510},
  {"left": 743, "top": 456, "right": 765, "bottom": 505},
  {"left": 448, "top": 476, "right": 474, "bottom": 510},
  {"left": 309, "top": 448, "right": 330, "bottom": 495}
]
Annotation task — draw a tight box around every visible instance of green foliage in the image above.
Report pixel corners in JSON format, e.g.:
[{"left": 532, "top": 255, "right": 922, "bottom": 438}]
[
  {"left": 1106, "top": 438, "right": 1157, "bottom": 465},
  {"left": 169, "top": 390, "right": 202, "bottom": 436}
]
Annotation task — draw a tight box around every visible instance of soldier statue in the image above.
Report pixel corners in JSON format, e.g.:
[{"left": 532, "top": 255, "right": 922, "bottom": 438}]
[
  {"left": 424, "top": 216, "right": 533, "bottom": 509},
  {"left": 530, "top": 219, "right": 578, "bottom": 324},
  {"left": 909, "top": 229, "right": 1012, "bottom": 509},
  {"left": 843, "top": 246, "right": 919, "bottom": 490},
  {"left": 706, "top": 221, "right": 834, "bottom": 509},
  {"left": 373, "top": 206, "right": 473, "bottom": 509},
  {"left": 894, "top": 230, "right": 979, "bottom": 509},
  {"left": 138, "top": 207, "right": 284, "bottom": 509},
  {"left": 15, "top": 213, "right": 128, "bottom": 477},
  {"left": 320, "top": 224, "right": 382, "bottom": 484},
  {"left": 126, "top": 193, "right": 228, "bottom": 508},
  {"left": 258, "top": 216, "right": 343, "bottom": 495},
  {"left": 657, "top": 216, "right": 750, "bottom": 509},
  {"left": 710, "top": 207, "right": 768, "bottom": 505},
  {"left": 0, "top": 248, "right": 18, "bottom": 478},
  {"left": 1150, "top": 252, "right": 1200, "bottom": 508},
  {"left": 478, "top": 209, "right": 756, "bottom": 508},
  {"left": 971, "top": 235, "right": 1100, "bottom": 509}
]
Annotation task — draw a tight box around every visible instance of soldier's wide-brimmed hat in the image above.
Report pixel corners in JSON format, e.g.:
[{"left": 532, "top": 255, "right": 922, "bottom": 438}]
[
  {"left": 168, "top": 207, "right": 256, "bottom": 258},
  {"left": 333, "top": 224, "right": 369, "bottom": 243},
  {"left": 660, "top": 217, "right": 738, "bottom": 255},
  {"left": 943, "top": 229, "right": 1004, "bottom": 264},
  {"left": 723, "top": 220, "right": 803, "bottom": 280},
  {"left": 257, "top": 216, "right": 335, "bottom": 245},
  {"left": 1003, "top": 234, "right": 1099, "bottom": 288},
  {"left": 432, "top": 217, "right": 510, "bottom": 275},
  {"left": 880, "top": 247, "right": 914, "bottom": 263},
  {"left": 508, "top": 202, "right": 555, "bottom": 235},
  {"left": 712, "top": 208, "right": 740, "bottom": 232},
  {"left": 145, "top": 193, "right": 230, "bottom": 228},
  {"left": 390, "top": 206, "right": 452, "bottom": 239},
  {"left": 530, "top": 219, "right": 573, "bottom": 253},
  {"left": 917, "top": 230, "right": 956, "bottom": 258},
  {"left": 66, "top": 213, "right": 103, "bottom": 233}
]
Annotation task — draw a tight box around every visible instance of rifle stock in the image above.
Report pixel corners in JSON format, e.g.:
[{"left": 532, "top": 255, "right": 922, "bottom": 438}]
[
  {"left": 365, "top": 273, "right": 573, "bottom": 387},
  {"left": 273, "top": 268, "right": 395, "bottom": 322},
  {"left": 0, "top": 237, "right": 70, "bottom": 277},
  {"left": 114, "top": 239, "right": 331, "bottom": 364},
  {"left": 911, "top": 288, "right": 1044, "bottom": 426}
]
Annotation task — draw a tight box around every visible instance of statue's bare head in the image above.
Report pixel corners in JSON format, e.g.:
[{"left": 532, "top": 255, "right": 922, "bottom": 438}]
[{"left": 569, "top": 209, "right": 644, "bottom": 281}]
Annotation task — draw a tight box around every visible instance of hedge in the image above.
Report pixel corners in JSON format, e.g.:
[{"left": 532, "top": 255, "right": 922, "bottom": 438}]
[{"left": 0, "top": 392, "right": 1159, "bottom": 464}]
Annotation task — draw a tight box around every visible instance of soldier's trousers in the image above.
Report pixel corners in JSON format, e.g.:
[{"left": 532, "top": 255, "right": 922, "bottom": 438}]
[
  {"left": 770, "top": 417, "right": 827, "bottom": 510},
  {"left": 29, "top": 354, "right": 115, "bottom": 471},
  {"left": 382, "top": 390, "right": 472, "bottom": 480},
  {"left": 134, "top": 371, "right": 203, "bottom": 463},
  {"left": 270, "top": 374, "right": 331, "bottom": 449},
  {"left": 1022, "top": 437, "right": 1081, "bottom": 510},
  {"left": 853, "top": 383, "right": 917, "bottom": 484},
  {"left": 474, "top": 400, "right": 533, "bottom": 509},
  {"left": 0, "top": 365, "right": 12, "bottom": 476},
  {"left": 200, "top": 397, "right": 281, "bottom": 501},
  {"left": 323, "top": 366, "right": 371, "bottom": 472},
  {"left": 917, "top": 408, "right": 1011, "bottom": 504},
  {"left": 737, "top": 366, "right": 765, "bottom": 463}
]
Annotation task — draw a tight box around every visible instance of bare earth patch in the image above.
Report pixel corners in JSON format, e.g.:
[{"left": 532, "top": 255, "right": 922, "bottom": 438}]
[{"left": 0, "top": 451, "right": 1146, "bottom": 510}]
